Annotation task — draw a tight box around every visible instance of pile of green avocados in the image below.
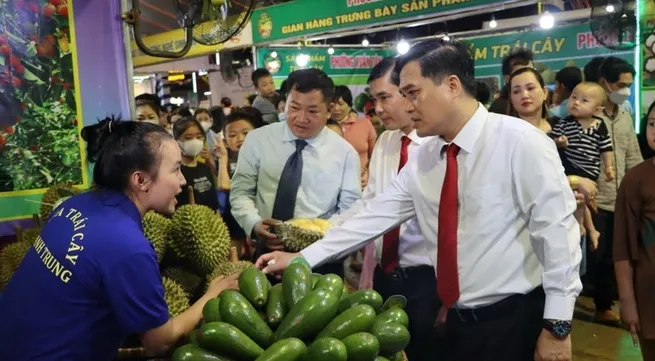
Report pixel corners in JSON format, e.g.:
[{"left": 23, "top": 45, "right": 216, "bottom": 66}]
[{"left": 173, "top": 263, "right": 410, "bottom": 361}]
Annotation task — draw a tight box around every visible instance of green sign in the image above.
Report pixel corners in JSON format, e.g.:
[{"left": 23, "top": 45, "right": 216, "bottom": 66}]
[
  {"left": 252, "top": 0, "right": 514, "bottom": 44},
  {"left": 466, "top": 23, "right": 634, "bottom": 99},
  {"left": 257, "top": 47, "right": 395, "bottom": 78}
]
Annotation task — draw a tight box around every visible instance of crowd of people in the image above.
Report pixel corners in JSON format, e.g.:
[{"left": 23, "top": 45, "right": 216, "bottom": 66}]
[{"left": 0, "top": 37, "right": 654, "bottom": 361}]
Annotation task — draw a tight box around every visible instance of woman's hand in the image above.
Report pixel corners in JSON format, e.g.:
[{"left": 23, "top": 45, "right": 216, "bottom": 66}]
[
  {"left": 205, "top": 273, "right": 239, "bottom": 298},
  {"left": 620, "top": 298, "right": 641, "bottom": 347},
  {"left": 572, "top": 176, "right": 598, "bottom": 200}
]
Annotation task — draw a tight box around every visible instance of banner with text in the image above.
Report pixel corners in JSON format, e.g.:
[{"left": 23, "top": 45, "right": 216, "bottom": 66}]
[
  {"left": 258, "top": 47, "right": 395, "bottom": 113},
  {"left": 252, "top": 0, "right": 514, "bottom": 44},
  {"left": 257, "top": 47, "right": 395, "bottom": 78},
  {"left": 466, "top": 23, "right": 635, "bottom": 103}
]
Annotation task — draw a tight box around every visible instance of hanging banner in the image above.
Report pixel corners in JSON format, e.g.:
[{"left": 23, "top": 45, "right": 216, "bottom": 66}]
[
  {"left": 132, "top": 22, "right": 254, "bottom": 68},
  {"left": 466, "top": 23, "right": 634, "bottom": 104},
  {"left": 252, "top": 0, "right": 515, "bottom": 44},
  {"left": 257, "top": 47, "right": 394, "bottom": 78},
  {"left": 258, "top": 47, "right": 395, "bottom": 113}
]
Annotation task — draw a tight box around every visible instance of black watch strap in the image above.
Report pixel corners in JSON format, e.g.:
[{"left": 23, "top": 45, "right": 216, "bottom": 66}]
[{"left": 544, "top": 320, "right": 572, "bottom": 339}]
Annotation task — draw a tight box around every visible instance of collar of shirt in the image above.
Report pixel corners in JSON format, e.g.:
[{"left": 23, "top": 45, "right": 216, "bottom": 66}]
[
  {"left": 437, "top": 103, "right": 488, "bottom": 155},
  {"left": 339, "top": 113, "right": 358, "bottom": 125},
  {"left": 281, "top": 122, "right": 327, "bottom": 148},
  {"left": 95, "top": 189, "right": 142, "bottom": 229},
  {"left": 390, "top": 128, "right": 427, "bottom": 147},
  {"left": 601, "top": 103, "right": 628, "bottom": 122}
]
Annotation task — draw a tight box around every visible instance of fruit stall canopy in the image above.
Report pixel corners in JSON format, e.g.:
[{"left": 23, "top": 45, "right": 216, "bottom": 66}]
[{"left": 251, "top": 0, "right": 521, "bottom": 44}]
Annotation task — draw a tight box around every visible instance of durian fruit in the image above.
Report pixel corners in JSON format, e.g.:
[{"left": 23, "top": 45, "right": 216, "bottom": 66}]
[
  {"left": 274, "top": 218, "right": 327, "bottom": 252},
  {"left": 162, "top": 267, "right": 203, "bottom": 298},
  {"left": 21, "top": 227, "right": 42, "bottom": 245},
  {"left": 40, "top": 184, "right": 79, "bottom": 221},
  {"left": 311, "top": 218, "right": 333, "bottom": 233},
  {"left": 162, "top": 277, "right": 190, "bottom": 318},
  {"left": 169, "top": 205, "right": 231, "bottom": 274},
  {"left": 0, "top": 241, "right": 32, "bottom": 287},
  {"left": 206, "top": 261, "right": 254, "bottom": 290},
  {"left": 143, "top": 211, "right": 171, "bottom": 263}
]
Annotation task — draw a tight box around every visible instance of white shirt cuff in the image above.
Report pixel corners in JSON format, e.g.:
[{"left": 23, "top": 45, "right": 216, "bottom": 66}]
[
  {"left": 300, "top": 244, "right": 324, "bottom": 268},
  {"left": 543, "top": 295, "right": 577, "bottom": 321}
]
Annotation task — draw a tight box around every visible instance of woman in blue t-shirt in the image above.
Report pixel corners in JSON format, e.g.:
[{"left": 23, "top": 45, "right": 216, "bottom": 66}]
[{"left": 0, "top": 118, "right": 239, "bottom": 361}]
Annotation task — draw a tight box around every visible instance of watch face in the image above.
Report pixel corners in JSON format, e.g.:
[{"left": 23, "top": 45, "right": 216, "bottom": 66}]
[{"left": 550, "top": 321, "right": 572, "bottom": 338}]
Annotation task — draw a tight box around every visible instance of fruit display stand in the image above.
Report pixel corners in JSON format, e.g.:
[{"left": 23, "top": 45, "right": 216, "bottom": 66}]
[
  {"left": 116, "top": 246, "right": 240, "bottom": 360},
  {"left": 167, "top": 262, "right": 411, "bottom": 361}
]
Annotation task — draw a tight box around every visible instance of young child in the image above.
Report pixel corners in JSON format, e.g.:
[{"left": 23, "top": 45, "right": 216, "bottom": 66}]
[
  {"left": 250, "top": 68, "right": 279, "bottom": 124},
  {"left": 550, "top": 82, "right": 615, "bottom": 249},
  {"left": 173, "top": 117, "right": 219, "bottom": 211},
  {"left": 216, "top": 111, "right": 261, "bottom": 259}
]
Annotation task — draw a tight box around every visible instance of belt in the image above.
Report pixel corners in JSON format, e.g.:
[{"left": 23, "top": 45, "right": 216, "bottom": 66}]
[
  {"left": 374, "top": 264, "right": 434, "bottom": 281},
  {"left": 449, "top": 286, "right": 545, "bottom": 323}
]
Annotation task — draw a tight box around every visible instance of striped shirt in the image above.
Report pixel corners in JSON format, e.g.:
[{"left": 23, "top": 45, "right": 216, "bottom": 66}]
[{"left": 550, "top": 116, "right": 613, "bottom": 179}]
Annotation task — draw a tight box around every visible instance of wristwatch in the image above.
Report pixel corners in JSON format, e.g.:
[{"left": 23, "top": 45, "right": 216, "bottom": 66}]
[{"left": 543, "top": 320, "right": 572, "bottom": 339}]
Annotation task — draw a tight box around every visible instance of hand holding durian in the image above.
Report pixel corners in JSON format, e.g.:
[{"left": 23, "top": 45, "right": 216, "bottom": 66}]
[{"left": 273, "top": 218, "right": 333, "bottom": 252}]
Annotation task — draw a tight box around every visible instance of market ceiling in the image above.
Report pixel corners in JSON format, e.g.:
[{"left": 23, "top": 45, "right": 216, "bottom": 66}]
[{"left": 135, "top": 0, "right": 293, "bottom": 36}]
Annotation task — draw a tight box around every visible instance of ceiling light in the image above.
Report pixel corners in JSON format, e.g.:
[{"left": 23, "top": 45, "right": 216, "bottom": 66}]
[
  {"left": 605, "top": 4, "right": 615, "bottom": 13},
  {"left": 362, "top": 38, "right": 369, "bottom": 46},
  {"left": 327, "top": 47, "right": 335, "bottom": 55},
  {"left": 539, "top": 11, "right": 554, "bottom": 29},
  {"left": 271, "top": 51, "right": 278, "bottom": 58},
  {"left": 489, "top": 19, "right": 497, "bottom": 28},
  {"left": 296, "top": 53, "right": 309, "bottom": 67},
  {"left": 443, "top": 35, "right": 450, "bottom": 41},
  {"left": 397, "top": 40, "right": 410, "bottom": 55}
]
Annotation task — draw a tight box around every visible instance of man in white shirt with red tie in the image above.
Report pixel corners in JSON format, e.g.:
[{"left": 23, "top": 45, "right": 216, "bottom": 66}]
[
  {"left": 256, "top": 39, "right": 581, "bottom": 361},
  {"left": 330, "top": 57, "right": 443, "bottom": 361}
]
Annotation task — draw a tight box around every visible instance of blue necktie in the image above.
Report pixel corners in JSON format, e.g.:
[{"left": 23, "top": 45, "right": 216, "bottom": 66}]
[{"left": 272, "top": 139, "right": 307, "bottom": 221}]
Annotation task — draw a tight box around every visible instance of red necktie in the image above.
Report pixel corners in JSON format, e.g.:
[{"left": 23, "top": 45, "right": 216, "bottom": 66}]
[
  {"left": 380, "top": 135, "right": 412, "bottom": 273},
  {"left": 437, "top": 143, "right": 460, "bottom": 308}
]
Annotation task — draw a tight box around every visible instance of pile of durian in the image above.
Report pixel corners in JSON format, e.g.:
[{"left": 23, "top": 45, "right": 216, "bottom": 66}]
[
  {"left": 0, "top": 190, "right": 246, "bottom": 321},
  {"left": 273, "top": 218, "right": 332, "bottom": 252},
  {"left": 0, "top": 227, "right": 41, "bottom": 288},
  {"left": 0, "top": 183, "right": 77, "bottom": 289},
  {"left": 143, "top": 204, "right": 250, "bottom": 317}
]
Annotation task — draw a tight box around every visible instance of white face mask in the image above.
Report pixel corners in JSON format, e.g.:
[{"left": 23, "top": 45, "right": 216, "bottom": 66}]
[
  {"left": 223, "top": 107, "right": 232, "bottom": 116},
  {"left": 200, "top": 121, "right": 212, "bottom": 132},
  {"left": 178, "top": 139, "right": 204, "bottom": 157},
  {"left": 608, "top": 87, "right": 630, "bottom": 106}
]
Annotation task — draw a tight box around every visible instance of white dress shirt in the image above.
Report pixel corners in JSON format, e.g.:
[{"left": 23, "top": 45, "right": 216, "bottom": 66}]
[
  {"left": 330, "top": 129, "right": 432, "bottom": 268},
  {"left": 302, "top": 104, "right": 582, "bottom": 321},
  {"left": 230, "top": 122, "right": 362, "bottom": 236}
]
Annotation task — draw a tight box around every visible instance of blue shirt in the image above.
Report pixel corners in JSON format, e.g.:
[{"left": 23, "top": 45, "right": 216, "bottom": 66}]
[
  {"left": 230, "top": 122, "right": 362, "bottom": 236},
  {"left": 0, "top": 190, "right": 169, "bottom": 361}
]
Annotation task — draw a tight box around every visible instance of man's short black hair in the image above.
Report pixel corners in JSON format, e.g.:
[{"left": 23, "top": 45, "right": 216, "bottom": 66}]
[
  {"left": 598, "top": 56, "right": 635, "bottom": 83},
  {"left": 474, "top": 80, "right": 490, "bottom": 105},
  {"left": 368, "top": 56, "right": 399, "bottom": 85},
  {"left": 501, "top": 48, "right": 533, "bottom": 76},
  {"left": 225, "top": 109, "right": 264, "bottom": 131},
  {"left": 251, "top": 68, "right": 272, "bottom": 87},
  {"left": 583, "top": 57, "right": 605, "bottom": 83},
  {"left": 394, "top": 38, "right": 476, "bottom": 96},
  {"left": 555, "top": 67, "right": 583, "bottom": 93},
  {"left": 286, "top": 68, "right": 335, "bottom": 104}
]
